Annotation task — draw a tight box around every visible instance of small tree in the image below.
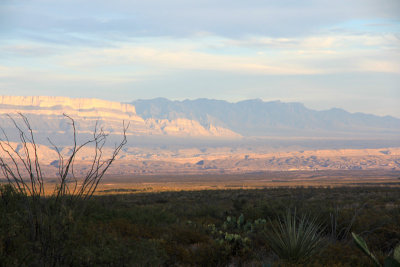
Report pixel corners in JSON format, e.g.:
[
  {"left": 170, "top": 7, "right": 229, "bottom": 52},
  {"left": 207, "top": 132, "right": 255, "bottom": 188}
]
[{"left": 0, "top": 113, "right": 128, "bottom": 265}]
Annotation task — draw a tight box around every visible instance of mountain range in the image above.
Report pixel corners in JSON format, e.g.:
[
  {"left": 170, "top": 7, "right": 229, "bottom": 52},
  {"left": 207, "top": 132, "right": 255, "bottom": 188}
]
[
  {"left": 0, "top": 96, "right": 399, "bottom": 142},
  {"left": 131, "top": 98, "right": 400, "bottom": 137}
]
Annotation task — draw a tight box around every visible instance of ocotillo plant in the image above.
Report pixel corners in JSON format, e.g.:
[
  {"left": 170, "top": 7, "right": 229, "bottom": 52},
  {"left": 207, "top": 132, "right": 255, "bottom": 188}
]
[{"left": 0, "top": 113, "right": 128, "bottom": 266}]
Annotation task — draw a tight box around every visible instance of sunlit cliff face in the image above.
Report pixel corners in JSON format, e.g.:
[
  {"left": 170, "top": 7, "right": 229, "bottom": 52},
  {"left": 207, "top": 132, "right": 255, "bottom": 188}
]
[
  {"left": 0, "top": 95, "right": 139, "bottom": 120},
  {"left": 0, "top": 96, "right": 241, "bottom": 138},
  {"left": 0, "top": 96, "right": 137, "bottom": 113}
]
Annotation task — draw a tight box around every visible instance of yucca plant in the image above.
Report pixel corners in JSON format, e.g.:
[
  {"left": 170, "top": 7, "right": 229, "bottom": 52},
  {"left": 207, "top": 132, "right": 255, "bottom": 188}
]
[
  {"left": 352, "top": 232, "right": 400, "bottom": 267},
  {"left": 266, "top": 209, "right": 326, "bottom": 263}
]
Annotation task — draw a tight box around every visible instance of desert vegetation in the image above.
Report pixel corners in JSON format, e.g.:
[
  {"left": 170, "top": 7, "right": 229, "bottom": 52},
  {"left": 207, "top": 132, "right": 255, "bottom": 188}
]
[{"left": 1, "top": 185, "right": 400, "bottom": 266}]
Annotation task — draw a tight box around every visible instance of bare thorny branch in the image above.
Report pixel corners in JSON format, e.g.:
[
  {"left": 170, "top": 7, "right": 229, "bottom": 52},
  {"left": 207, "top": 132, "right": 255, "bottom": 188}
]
[
  {"left": 0, "top": 113, "right": 129, "bottom": 202},
  {"left": 0, "top": 113, "right": 44, "bottom": 199}
]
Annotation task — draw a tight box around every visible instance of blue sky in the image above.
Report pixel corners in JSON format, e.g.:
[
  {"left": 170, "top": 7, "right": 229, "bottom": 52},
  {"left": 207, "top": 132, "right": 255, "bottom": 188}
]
[{"left": 0, "top": 0, "right": 399, "bottom": 117}]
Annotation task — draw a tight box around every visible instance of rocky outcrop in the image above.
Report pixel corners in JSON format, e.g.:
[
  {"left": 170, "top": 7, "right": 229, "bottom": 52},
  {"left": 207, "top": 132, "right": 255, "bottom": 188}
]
[{"left": 145, "top": 118, "right": 240, "bottom": 137}]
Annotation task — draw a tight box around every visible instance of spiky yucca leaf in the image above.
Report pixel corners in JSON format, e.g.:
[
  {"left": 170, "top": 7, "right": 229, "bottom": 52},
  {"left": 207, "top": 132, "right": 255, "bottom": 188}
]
[
  {"left": 352, "top": 232, "right": 381, "bottom": 266},
  {"left": 384, "top": 244, "right": 400, "bottom": 267},
  {"left": 394, "top": 245, "right": 400, "bottom": 263},
  {"left": 267, "top": 210, "right": 325, "bottom": 263}
]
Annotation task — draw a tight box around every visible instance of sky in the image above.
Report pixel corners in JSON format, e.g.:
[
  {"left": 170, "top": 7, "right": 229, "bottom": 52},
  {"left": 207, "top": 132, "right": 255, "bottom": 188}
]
[{"left": 0, "top": 0, "right": 399, "bottom": 117}]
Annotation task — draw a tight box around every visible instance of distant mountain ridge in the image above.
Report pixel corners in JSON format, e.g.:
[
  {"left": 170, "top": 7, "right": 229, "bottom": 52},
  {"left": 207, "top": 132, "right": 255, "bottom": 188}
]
[
  {"left": 131, "top": 98, "right": 400, "bottom": 137},
  {"left": 0, "top": 96, "right": 399, "bottom": 140},
  {"left": 0, "top": 96, "right": 239, "bottom": 141}
]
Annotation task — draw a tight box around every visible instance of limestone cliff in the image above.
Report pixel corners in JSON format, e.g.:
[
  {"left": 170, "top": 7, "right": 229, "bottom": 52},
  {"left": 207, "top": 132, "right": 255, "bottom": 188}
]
[
  {"left": 0, "top": 96, "right": 136, "bottom": 113},
  {"left": 0, "top": 96, "right": 241, "bottom": 138}
]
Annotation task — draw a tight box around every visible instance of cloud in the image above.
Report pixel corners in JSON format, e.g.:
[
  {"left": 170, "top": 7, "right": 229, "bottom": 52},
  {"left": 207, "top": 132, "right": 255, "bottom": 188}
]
[
  {"left": 1, "top": 44, "right": 61, "bottom": 57},
  {"left": 226, "top": 33, "right": 399, "bottom": 51},
  {"left": 2, "top": 31, "right": 399, "bottom": 83},
  {"left": 42, "top": 32, "right": 399, "bottom": 76},
  {"left": 1, "top": 0, "right": 399, "bottom": 43},
  {"left": 56, "top": 45, "right": 320, "bottom": 75},
  {"left": 0, "top": 64, "right": 137, "bottom": 84}
]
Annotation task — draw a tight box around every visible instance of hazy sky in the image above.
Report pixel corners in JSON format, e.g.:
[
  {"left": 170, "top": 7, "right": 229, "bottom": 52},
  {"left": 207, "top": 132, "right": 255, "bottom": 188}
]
[{"left": 1, "top": 0, "right": 399, "bottom": 117}]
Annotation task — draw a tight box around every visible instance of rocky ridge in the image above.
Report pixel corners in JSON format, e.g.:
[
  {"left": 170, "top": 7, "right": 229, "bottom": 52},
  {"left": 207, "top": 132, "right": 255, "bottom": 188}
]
[{"left": 132, "top": 98, "right": 400, "bottom": 137}]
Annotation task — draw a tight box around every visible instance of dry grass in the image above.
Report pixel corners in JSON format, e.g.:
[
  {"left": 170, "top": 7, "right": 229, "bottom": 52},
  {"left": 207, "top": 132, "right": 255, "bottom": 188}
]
[
  {"left": 93, "top": 169, "right": 400, "bottom": 194},
  {"left": 4, "top": 169, "right": 399, "bottom": 195}
]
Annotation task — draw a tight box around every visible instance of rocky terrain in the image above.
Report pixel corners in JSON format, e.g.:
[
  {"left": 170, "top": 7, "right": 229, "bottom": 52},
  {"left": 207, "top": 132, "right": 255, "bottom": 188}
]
[{"left": 91, "top": 146, "right": 400, "bottom": 176}]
